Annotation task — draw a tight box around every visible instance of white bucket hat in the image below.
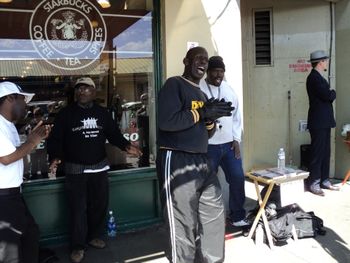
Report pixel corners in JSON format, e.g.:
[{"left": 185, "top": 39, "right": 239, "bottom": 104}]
[{"left": 0, "top": 81, "right": 34, "bottom": 103}]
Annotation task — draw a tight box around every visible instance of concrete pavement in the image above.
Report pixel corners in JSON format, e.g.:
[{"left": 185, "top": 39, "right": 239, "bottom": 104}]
[{"left": 51, "top": 179, "right": 350, "bottom": 263}]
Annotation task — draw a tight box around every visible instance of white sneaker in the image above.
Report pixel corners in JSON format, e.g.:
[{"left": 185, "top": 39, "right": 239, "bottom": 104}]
[{"left": 231, "top": 219, "right": 250, "bottom": 227}]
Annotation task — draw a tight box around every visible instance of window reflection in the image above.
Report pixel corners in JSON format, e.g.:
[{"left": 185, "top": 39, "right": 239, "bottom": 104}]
[{"left": 0, "top": 0, "right": 155, "bottom": 181}]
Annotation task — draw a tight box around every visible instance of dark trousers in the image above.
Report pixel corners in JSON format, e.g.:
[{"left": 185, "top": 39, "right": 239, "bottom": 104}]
[
  {"left": 157, "top": 150, "right": 225, "bottom": 263},
  {"left": 308, "top": 128, "right": 331, "bottom": 188},
  {"left": 138, "top": 115, "right": 150, "bottom": 167},
  {"left": 65, "top": 171, "right": 109, "bottom": 250},
  {"left": 207, "top": 142, "right": 246, "bottom": 222},
  {"left": 0, "top": 193, "right": 39, "bottom": 263}
]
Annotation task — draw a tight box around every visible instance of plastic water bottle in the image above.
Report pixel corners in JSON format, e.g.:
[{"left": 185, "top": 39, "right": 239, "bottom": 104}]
[
  {"left": 277, "top": 148, "right": 285, "bottom": 171},
  {"left": 107, "top": 210, "right": 117, "bottom": 237}
]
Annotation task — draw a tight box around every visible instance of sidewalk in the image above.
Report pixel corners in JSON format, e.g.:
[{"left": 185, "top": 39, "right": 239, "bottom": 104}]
[{"left": 51, "top": 180, "right": 350, "bottom": 263}]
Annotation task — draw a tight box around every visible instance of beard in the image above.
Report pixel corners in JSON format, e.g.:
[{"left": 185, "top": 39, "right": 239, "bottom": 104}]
[{"left": 12, "top": 107, "right": 26, "bottom": 123}]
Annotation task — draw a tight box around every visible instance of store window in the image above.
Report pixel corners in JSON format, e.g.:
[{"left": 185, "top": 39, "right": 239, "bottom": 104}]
[{"left": 0, "top": 0, "right": 156, "bottom": 181}]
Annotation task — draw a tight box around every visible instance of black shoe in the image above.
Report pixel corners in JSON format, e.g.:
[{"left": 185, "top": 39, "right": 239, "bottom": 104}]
[
  {"left": 321, "top": 184, "right": 340, "bottom": 191},
  {"left": 309, "top": 187, "right": 325, "bottom": 196}
]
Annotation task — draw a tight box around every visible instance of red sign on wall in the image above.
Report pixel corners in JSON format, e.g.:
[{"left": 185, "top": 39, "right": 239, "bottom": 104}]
[{"left": 289, "top": 59, "right": 311, "bottom": 72}]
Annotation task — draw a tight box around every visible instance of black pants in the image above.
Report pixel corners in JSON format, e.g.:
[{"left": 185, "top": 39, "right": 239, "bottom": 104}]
[
  {"left": 65, "top": 171, "right": 109, "bottom": 250},
  {"left": 157, "top": 150, "right": 225, "bottom": 263},
  {"left": 308, "top": 128, "right": 331, "bottom": 188},
  {"left": 0, "top": 193, "right": 39, "bottom": 263},
  {"left": 138, "top": 115, "right": 150, "bottom": 167}
]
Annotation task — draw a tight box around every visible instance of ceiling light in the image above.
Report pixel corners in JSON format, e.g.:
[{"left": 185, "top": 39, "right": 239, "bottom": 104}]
[
  {"left": 0, "top": 0, "right": 13, "bottom": 3},
  {"left": 97, "top": 0, "right": 111, "bottom": 8}
]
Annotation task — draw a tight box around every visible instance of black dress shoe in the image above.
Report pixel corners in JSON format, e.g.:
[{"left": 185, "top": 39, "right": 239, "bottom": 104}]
[
  {"left": 309, "top": 187, "right": 325, "bottom": 196},
  {"left": 321, "top": 184, "right": 340, "bottom": 191}
]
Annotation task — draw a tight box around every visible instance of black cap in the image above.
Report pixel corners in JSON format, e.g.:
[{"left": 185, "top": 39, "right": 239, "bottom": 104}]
[{"left": 208, "top": 56, "right": 225, "bottom": 71}]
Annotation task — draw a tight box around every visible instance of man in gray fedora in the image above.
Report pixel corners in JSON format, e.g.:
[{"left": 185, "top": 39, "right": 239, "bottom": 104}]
[{"left": 306, "top": 50, "right": 339, "bottom": 196}]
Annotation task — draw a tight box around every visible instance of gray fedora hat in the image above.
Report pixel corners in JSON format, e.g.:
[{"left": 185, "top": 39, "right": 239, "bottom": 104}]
[{"left": 308, "top": 50, "right": 329, "bottom": 63}]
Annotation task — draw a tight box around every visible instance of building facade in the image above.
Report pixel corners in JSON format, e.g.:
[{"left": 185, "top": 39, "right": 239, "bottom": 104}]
[
  {"left": 164, "top": 0, "right": 350, "bottom": 178},
  {"left": 1, "top": 0, "right": 349, "bottom": 243}
]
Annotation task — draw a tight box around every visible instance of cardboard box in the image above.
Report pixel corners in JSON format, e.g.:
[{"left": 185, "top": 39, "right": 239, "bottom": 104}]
[{"left": 280, "top": 179, "right": 304, "bottom": 207}]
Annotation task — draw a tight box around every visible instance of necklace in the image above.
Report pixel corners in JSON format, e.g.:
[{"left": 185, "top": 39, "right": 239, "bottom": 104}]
[
  {"left": 206, "top": 79, "right": 223, "bottom": 130},
  {"left": 206, "top": 79, "right": 220, "bottom": 100}
]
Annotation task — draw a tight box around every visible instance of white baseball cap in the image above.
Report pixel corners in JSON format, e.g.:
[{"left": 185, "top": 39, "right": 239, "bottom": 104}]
[
  {"left": 0, "top": 81, "right": 34, "bottom": 103},
  {"left": 74, "top": 77, "right": 96, "bottom": 89}
]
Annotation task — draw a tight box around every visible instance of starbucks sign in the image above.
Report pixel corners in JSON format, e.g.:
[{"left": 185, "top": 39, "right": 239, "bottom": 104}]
[{"left": 29, "top": 0, "right": 107, "bottom": 70}]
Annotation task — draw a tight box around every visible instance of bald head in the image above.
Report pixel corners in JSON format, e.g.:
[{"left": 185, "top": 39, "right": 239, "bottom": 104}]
[
  {"left": 185, "top": 47, "right": 207, "bottom": 60},
  {"left": 182, "top": 46, "right": 208, "bottom": 84}
]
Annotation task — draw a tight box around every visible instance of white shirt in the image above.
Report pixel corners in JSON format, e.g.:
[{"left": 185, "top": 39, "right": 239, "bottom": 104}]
[
  {"left": 0, "top": 114, "right": 23, "bottom": 188},
  {"left": 199, "top": 79, "right": 242, "bottom": 145}
]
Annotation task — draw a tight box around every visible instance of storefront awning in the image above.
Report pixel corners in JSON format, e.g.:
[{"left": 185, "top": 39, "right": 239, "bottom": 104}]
[{"left": 0, "top": 57, "right": 152, "bottom": 78}]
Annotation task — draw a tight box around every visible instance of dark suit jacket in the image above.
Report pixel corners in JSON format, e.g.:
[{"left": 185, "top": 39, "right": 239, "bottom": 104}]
[{"left": 306, "top": 69, "right": 336, "bottom": 129}]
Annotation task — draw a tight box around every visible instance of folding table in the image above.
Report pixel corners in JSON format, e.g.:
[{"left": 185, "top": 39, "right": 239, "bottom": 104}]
[{"left": 245, "top": 168, "right": 309, "bottom": 248}]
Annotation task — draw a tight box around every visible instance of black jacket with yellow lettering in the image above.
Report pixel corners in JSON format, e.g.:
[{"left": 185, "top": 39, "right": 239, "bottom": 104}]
[{"left": 157, "top": 76, "right": 214, "bottom": 153}]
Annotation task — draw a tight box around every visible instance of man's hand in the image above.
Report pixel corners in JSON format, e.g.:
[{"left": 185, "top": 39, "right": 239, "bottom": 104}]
[
  {"left": 0, "top": 121, "right": 52, "bottom": 166},
  {"left": 231, "top": 140, "right": 241, "bottom": 159},
  {"left": 49, "top": 158, "right": 61, "bottom": 179},
  {"left": 126, "top": 145, "right": 142, "bottom": 158},
  {"left": 26, "top": 120, "right": 52, "bottom": 146},
  {"left": 198, "top": 98, "right": 234, "bottom": 122}
]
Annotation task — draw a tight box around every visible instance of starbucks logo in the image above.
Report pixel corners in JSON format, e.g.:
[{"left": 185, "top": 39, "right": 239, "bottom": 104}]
[{"left": 29, "top": 0, "right": 107, "bottom": 70}]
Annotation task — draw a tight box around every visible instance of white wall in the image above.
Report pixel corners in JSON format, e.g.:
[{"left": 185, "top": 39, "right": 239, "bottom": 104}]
[
  {"left": 241, "top": 0, "right": 336, "bottom": 175},
  {"left": 163, "top": 0, "right": 243, "bottom": 212},
  {"left": 163, "top": 0, "right": 243, "bottom": 108},
  {"left": 162, "top": 0, "right": 350, "bottom": 185},
  {"left": 335, "top": 0, "right": 350, "bottom": 179}
]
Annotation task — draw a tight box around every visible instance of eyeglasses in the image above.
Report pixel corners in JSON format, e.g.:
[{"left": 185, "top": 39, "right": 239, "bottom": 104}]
[{"left": 75, "top": 85, "right": 95, "bottom": 93}]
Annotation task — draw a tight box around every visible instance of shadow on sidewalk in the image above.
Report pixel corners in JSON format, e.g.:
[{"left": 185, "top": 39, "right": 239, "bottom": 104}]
[
  {"left": 52, "top": 224, "right": 168, "bottom": 263},
  {"left": 314, "top": 226, "right": 350, "bottom": 263},
  {"left": 51, "top": 219, "right": 250, "bottom": 263}
]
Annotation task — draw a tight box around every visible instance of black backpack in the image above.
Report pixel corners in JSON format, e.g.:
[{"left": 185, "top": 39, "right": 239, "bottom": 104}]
[
  {"left": 293, "top": 210, "right": 326, "bottom": 238},
  {"left": 267, "top": 204, "right": 296, "bottom": 244},
  {"left": 266, "top": 204, "right": 326, "bottom": 245}
]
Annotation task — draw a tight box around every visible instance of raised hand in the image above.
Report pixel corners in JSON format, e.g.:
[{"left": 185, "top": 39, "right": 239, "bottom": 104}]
[{"left": 26, "top": 120, "right": 52, "bottom": 146}]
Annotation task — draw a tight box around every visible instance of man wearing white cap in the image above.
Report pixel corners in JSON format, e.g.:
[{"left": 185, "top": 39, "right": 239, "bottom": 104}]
[
  {"left": 48, "top": 77, "right": 142, "bottom": 263},
  {"left": 0, "top": 81, "right": 51, "bottom": 262},
  {"left": 306, "top": 50, "right": 338, "bottom": 196}
]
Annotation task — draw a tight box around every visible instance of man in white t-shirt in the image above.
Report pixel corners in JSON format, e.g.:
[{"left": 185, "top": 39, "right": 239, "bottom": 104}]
[
  {"left": 0, "top": 81, "right": 51, "bottom": 263},
  {"left": 200, "top": 56, "right": 249, "bottom": 227}
]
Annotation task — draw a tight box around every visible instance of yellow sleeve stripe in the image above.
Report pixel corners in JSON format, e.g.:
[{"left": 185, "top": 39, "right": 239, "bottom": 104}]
[
  {"left": 206, "top": 122, "right": 215, "bottom": 130},
  {"left": 191, "top": 109, "right": 200, "bottom": 123}
]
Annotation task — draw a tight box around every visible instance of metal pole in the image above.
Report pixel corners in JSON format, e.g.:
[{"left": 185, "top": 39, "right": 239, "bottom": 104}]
[{"left": 288, "top": 90, "right": 293, "bottom": 166}]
